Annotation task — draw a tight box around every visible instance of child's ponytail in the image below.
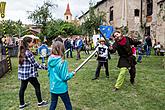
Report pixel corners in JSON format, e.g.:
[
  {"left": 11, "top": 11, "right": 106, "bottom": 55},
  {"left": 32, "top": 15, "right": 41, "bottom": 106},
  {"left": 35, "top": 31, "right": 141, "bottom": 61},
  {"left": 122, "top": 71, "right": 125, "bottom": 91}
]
[{"left": 18, "top": 37, "right": 32, "bottom": 65}]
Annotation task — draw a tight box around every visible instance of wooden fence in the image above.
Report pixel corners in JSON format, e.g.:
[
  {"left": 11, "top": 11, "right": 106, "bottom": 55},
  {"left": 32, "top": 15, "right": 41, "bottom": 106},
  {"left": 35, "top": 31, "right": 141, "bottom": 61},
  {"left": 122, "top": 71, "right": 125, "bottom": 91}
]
[{"left": 0, "top": 55, "right": 12, "bottom": 78}]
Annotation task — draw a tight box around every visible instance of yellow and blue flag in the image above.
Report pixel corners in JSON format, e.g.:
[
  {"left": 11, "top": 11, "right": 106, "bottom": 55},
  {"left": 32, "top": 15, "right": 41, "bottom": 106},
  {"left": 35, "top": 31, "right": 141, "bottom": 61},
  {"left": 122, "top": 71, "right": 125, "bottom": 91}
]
[{"left": 99, "top": 25, "right": 114, "bottom": 39}]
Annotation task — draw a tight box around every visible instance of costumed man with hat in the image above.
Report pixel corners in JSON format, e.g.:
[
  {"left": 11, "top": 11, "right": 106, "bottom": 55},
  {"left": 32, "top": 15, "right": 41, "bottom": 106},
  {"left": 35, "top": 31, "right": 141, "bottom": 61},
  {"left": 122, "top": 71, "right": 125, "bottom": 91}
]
[
  {"left": 92, "top": 37, "right": 110, "bottom": 80},
  {"left": 109, "top": 28, "right": 141, "bottom": 91}
]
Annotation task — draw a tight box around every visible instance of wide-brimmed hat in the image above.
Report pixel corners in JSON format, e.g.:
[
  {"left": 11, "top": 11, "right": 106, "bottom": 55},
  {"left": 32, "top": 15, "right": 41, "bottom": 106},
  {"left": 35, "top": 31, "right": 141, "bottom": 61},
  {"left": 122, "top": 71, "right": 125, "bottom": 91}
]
[{"left": 99, "top": 37, "right": 105, "bottom": 42}]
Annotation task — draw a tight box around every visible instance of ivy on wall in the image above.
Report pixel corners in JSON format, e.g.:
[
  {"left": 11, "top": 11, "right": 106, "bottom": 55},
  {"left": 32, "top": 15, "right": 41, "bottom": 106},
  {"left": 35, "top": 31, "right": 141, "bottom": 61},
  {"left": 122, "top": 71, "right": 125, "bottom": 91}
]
[{"left": 158, "top": 2, "right": 165, "bottom": 21}]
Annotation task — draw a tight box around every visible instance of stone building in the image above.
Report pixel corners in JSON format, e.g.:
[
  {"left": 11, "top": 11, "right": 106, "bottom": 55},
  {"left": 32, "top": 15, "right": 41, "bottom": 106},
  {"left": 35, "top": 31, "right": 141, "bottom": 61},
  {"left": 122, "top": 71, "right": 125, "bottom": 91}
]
[
  {"left": 156, "top": 0, "right": 165, "bottom": 45},
  {"left": 79, "top": 0, "right": 165, "bottom": 46},
  {"left": 79, "top": 0, "right": 143, "bottom": 33}
]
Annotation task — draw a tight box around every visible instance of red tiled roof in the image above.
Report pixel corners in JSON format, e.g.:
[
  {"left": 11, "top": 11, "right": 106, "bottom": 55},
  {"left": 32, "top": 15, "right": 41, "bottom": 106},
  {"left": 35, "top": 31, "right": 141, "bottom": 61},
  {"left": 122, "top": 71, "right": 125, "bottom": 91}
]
[{"left": 64, "top": 3, "right": 72, "bottom": 16}]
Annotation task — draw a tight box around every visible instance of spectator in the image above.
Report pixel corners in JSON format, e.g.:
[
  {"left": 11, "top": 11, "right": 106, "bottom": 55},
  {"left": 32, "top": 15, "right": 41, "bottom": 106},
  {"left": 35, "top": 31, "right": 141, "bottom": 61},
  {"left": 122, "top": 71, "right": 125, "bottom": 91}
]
[
  {"left": 75, "top": 36, "right": 83, "bottom": 60},
  {"left": 145, "top": 35, "right": 152, "bottom": 56},
  {"left": 64, "top": 38, "right": 73, "bottom": 58}
]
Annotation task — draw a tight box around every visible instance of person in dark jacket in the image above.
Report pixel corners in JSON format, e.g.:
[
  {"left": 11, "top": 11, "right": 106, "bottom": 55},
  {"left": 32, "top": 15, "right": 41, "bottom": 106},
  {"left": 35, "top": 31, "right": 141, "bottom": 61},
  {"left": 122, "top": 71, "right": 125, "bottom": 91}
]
[
  {"left": 64, "top": 38, "right": 73, "bottom": 58},
  {"left": 145, "top": 35, "right": 152, "bottom": 56},
  {"left": 109, "top": 29, "right": 141, "bottom": 91}
]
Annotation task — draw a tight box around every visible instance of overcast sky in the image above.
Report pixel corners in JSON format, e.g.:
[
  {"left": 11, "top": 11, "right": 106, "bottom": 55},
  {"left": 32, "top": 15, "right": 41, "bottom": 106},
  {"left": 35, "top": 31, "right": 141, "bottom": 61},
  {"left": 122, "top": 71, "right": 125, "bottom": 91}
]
[{"left": 2, "top": 0, "right": 101, "bottom": 24}]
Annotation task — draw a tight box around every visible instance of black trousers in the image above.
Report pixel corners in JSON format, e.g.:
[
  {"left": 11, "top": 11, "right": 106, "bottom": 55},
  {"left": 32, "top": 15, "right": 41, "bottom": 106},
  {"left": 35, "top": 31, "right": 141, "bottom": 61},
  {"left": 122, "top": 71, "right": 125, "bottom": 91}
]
[
  {"left": 66, "top": 48, "right": 73, "bottom": 58},
  {"left": 129, "top": 65, "right": 136, "bottom": 80},
  {"left": 19, "top": 77, "right": 42, "bottom": 105},
  {"left": 95, "top": 61, "right": 109, "bottom": 78}
]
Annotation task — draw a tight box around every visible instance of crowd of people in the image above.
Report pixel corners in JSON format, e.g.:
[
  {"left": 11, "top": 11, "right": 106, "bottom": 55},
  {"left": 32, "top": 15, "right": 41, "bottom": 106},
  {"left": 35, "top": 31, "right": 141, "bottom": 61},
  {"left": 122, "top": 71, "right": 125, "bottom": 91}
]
[{"left": 16, "top": 28, "right": 165, "bottom": 110}]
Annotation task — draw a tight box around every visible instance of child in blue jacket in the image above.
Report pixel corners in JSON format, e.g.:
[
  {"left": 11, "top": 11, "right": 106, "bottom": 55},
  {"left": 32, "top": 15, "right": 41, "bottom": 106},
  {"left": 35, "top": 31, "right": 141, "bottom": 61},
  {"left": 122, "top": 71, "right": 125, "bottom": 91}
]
[{"left": 48, "top": 41, "right": 76, "bottom": 110}]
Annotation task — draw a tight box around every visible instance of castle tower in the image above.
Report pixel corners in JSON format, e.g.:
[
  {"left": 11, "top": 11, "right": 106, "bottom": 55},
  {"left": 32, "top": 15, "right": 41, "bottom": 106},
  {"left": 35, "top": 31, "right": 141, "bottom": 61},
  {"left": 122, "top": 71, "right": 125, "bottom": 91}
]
[{"left": 64, "top": 3, "right": 72, "bottom": 22}]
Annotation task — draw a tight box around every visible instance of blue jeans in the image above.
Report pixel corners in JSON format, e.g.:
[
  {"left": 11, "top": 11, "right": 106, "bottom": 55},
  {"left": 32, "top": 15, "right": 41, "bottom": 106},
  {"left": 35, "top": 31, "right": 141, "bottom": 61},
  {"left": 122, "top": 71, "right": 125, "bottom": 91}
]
[
  {"left": 137, "top": 55, "right": 142, "bottom": 62},
  {"left": 41, "top": 57, "right": 45, "bottom": 64},
  {"left": 146, "top": 46, "right": 151, "bottom": 56},
  {"left": 49, "top": 91, "right": 72, "bottom": 110}
]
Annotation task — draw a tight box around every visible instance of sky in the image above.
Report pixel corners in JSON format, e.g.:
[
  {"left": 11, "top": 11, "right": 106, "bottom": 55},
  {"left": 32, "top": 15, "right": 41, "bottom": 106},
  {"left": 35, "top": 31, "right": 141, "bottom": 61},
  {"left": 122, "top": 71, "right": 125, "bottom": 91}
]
[{"left": 2, "top": 0, "right": 101, "bottom": 24}]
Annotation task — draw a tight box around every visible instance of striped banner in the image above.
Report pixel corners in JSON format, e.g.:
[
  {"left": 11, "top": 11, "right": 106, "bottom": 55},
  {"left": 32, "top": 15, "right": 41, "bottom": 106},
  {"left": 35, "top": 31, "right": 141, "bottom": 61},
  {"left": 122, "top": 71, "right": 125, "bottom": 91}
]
[
  {"left": 1, "top": 1, "right": 12, "bottom": 73},
  {"left": 0, "top": 2, "right": 6, "bottom": 18}
]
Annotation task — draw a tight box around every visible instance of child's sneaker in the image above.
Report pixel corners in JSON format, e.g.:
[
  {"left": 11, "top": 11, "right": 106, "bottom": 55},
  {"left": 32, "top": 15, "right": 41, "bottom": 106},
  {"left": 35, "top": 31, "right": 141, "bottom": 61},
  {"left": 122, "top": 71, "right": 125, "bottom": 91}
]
[
  {"left": 19, "top": 103, "right": 30, "bottom": 110},
  {"left": 112, "top": 87, "right": 119, "bottom": 92},
  {"left": 92, "top": 77, "right": 99, "bottom": 80},
  {"left": 38, "top": 100, "right": 48, "bottom": 107}
]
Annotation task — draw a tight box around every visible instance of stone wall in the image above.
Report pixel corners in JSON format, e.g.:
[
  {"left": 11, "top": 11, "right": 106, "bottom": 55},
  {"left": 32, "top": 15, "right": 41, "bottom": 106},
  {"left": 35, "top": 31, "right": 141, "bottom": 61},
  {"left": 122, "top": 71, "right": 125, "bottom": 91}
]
[
  {"left": 156, "top": 0, "right": 165, "bottom": 46},
  {"left": 0, "top": 55, "right": 11, "bottom": 78},
  {"left": 79, "top": 0, "right": 165, "bottom": 45}
]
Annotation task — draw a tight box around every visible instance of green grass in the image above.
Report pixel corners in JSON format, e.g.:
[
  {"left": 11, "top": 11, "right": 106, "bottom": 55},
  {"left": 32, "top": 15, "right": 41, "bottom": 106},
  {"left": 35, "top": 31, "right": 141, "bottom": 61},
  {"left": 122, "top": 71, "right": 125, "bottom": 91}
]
[{"left": 0, "top": 51, "right": 165, "bottom": 110}]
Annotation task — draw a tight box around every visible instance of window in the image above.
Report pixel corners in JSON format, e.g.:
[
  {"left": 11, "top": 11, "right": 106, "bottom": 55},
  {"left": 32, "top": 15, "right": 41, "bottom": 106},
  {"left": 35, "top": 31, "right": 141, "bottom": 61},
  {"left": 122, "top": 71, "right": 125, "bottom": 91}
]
[
  {"left": 109, "top": 6, "right": 113, "bottom": 21},
  {"left": 160, "top": 3, "right": 163, "bottom": 9},
  {"left": 66, "top": 16, "right": 68, "bottom": 20},
  {"left": 147, "top": 0, "right": 153, "bottom": 16},
  {"left": 134, "top": 9, "right": 140, "bottom": 17},
  {"left": 145, "top": 26, "right": 150, "bottom": 36}
]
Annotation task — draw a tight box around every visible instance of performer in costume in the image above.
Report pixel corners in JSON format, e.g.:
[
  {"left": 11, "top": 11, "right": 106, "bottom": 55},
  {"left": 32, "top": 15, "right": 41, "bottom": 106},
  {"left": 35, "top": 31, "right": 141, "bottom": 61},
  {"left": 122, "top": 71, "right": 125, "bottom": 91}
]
[
  {"left": 110, "top": 28, "right": 141, "bottom": 91},
  {"left": 92, "top": 37, "right": 110, "bottom": 80}
]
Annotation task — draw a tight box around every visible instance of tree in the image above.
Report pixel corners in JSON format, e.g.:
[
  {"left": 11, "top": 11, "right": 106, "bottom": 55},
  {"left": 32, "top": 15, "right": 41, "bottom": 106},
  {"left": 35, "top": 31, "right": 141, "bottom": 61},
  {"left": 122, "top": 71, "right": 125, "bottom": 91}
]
[
  {"left": 158, "top": 3, "right": 165, "bottom": 21},
  {"left": 28, "top": 1, "right": 56, "bottom": 38},
  {"left": 45, "top": 19, "right": 81, "bottom": 39},
  {"left": 0, "top": 20, "right": 27, "bottom": 37},
  {"left": 80, "top": 5, "right": 106, "bottom": 36}
]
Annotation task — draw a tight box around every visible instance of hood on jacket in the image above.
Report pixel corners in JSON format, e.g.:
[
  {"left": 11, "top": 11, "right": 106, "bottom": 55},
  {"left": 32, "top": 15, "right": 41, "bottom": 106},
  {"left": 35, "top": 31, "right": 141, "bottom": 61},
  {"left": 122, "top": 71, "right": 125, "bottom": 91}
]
[{"left": 48, "top": 56, "right": 62, "bottom": 67}]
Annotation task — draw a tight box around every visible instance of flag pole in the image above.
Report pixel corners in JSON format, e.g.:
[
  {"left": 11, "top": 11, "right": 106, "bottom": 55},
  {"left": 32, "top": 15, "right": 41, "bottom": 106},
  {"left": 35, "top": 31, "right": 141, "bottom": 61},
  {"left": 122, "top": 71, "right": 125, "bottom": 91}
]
[{"left": 99, "top": 29, "right": 110, "bottom": 46}]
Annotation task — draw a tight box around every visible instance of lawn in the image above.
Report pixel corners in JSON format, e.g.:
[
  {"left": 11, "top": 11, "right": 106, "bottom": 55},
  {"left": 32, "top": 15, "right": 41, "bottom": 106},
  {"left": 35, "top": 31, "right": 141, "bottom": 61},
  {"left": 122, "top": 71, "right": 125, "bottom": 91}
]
[{"left": 0, "top": 51, "right": 165, "bottom": 110}]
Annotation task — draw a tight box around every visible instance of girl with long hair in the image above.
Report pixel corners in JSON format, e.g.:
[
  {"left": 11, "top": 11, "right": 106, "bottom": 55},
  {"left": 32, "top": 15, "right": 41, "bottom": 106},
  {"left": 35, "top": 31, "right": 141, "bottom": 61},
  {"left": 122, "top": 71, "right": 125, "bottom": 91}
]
[
  {"left": 18, "top": 37, "right": 48, "bottom": 109},
  {"left": 48, "top": 41, "right": 76, "bottom": 110}
]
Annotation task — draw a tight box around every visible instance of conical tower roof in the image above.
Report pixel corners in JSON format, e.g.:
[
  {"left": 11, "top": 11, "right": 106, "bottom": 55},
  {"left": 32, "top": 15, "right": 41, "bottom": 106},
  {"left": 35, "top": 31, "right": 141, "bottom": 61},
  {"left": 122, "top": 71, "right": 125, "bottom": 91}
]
[{"left": 64, "top": 3, "right": 72, "bottom": 16}]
